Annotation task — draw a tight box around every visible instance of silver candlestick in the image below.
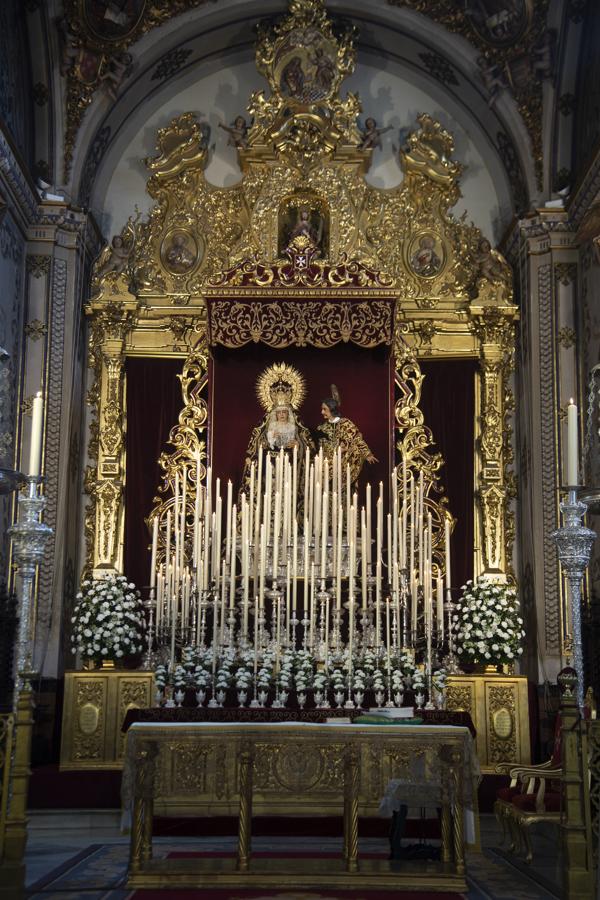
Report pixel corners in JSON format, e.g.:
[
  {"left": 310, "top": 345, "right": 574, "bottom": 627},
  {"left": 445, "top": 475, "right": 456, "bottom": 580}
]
[
  {"left": 551, "top": 490, "right": 596, "bottom": 709},
  {"left": 8, "top": 476, "right": 53, "bottom": 688}
]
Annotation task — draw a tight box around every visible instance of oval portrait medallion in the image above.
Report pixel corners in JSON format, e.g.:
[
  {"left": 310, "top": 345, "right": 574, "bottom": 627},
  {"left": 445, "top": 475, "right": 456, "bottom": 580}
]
[
  {"left": 161, "top": 229, "right": 202, "bottom": 276},
  {"left": 408, "top": 232, "right": 445, "bottom": 279}
]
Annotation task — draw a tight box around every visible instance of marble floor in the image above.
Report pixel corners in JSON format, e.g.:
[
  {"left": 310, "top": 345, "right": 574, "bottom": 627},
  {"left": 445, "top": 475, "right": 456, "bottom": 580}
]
[{"left": 24, "top": 811, "right": 564, "bottom": 899}]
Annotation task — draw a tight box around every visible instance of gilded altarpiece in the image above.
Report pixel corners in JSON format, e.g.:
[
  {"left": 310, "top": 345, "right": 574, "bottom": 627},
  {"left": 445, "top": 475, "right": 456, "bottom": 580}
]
[{"left": 84, "top": 0, "right": 517, "bottom": 584}]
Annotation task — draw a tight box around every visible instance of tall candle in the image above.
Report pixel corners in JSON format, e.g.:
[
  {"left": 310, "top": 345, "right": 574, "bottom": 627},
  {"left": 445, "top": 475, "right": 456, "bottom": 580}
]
[
  {"left": 28, "top": 390, "right": 43, "bottom": 477},
  {"left": 366, "top": 483, "right": 372, "bottom": 566},
  {"left": 292, "top": 518, "right": 298, "bottom": 613},
  {"left": 181, "top": 467, "right": 187, "bottom": 574},
  {"left": 567, "top": 398, "right": 579, "bottom": 486},
  {"left": 150, "top": 516, "right": 158, "bottom": 589},
  {"left": 436, "top": 575, "right": 444, "bottom": 639},
  {"left": 321, "top": 491, "right": 328, "bottom": 579},
  {"left": 165, "top": 510, "right": 171, "bottom": 582},
  {"left": 444, "top": 517, "right": 451, "bottom": 592},
  {"left": 193, "top": 451, "right": 201, "bottom": 568},
  {"left": 273, "top": 489, "right": 281, "bottom": 575},
  {"left": 229, "top": 504, "right": 237, "bottom": 609},
  {"left": 336, "top": 508, "right": 342, "bottom": 610},
  {"left": 376, "top": 560, "right": 381, "bottom": 635},
  {"left": 361, "top": 508, "right": 367, "bottom": 609}
]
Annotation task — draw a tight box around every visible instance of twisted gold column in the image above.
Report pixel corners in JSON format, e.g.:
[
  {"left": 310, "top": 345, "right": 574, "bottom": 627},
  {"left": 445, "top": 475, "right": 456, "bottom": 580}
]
[
  {"left": 451, "top": 749, "right": 465, "bottom": 876},
  {"left": 343, "top": 748, "right": 359, "bottom": 873},
  {"left": 440, "top": 754, "right": 452, "bottom": 865},
  {"left": 237, "top": 749, "right": 253, "bottom": 872}
]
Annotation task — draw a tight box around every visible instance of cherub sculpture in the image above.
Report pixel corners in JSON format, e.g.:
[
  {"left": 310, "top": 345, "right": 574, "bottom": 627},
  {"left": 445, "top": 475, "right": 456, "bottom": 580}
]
[
  {"left": 95, "top": 212, "right": 140, "bottom": 281},
  {"left": 475, "top": 238, "right": 510, "bottom": 284},
  {"left": 219, "top": 116, "right": 249, "bottom": 149},
  {"left": 359, "top": 117, "right": 391, "bottom": 151}
]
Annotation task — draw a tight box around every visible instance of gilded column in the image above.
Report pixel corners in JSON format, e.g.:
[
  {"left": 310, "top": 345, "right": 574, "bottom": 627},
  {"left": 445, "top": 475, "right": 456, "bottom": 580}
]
[
  {"left": 470, "top": 305, "right": 517, "bottom": 578},
  {"left": 88, "top": 304, "right": 135, "bottom": 576}
]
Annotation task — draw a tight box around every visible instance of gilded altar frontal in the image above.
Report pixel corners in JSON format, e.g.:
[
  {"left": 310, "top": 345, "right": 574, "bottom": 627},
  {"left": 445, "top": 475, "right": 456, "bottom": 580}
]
[{"left": 1, "top": 0, "right": 600, "bottom": 897}]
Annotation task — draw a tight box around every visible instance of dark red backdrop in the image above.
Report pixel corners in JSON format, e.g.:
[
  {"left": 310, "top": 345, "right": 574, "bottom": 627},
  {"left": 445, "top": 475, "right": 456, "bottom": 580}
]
[
  {"left": 209, "top": 343, "right": 393, "bottom": 494},
  {"left": 124, "top": 352, "right": 475, "bottom": 598}
]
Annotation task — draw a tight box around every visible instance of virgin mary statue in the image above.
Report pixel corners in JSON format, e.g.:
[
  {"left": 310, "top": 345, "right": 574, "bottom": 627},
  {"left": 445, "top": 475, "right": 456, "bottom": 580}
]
[{"left": 241, "top": 363, "right": 314, "bottom": 498}]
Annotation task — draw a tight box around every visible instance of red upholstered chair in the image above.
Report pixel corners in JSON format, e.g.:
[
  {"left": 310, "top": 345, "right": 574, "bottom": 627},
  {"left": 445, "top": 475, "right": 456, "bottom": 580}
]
[
  {"left": 494, "top": 668, "right": 590, "bottom": 863},
  {"left": 493, "top": 709, "right": 561, "bottom": 853}
]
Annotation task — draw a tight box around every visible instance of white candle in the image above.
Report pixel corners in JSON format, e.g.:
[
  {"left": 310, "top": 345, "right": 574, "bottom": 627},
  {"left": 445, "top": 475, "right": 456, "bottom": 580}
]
[
  {"left": 567, "top": 398, "right": 579, "bottom": 486},
  {"left": 376, "top": 561, "right": 381, "bottom": 636},
  {"left": 437, "top": 575, "right": 444, "bottom": 639},
  {"left": 193, "top": 451, "right": 201, "bottom": 568},
  {"left": 361, "top": 508, "right": 367, "bottom": 609},
  {"left": 321, "top": 491, "right": 328, "bottom": 579},
  {"left": 292, "top": 518, "right": 298, "bottom": 613},
  {"left": 150, "top": 516, "right": 158, "bottom": 589},
  {"left": 366, "top": 483, "right": 372, "bottom": 567},
  {"left": 273, "top": 489, "right": 281, "bottom": 576},
  {"left": 230, "top": 504, "right": 237, "bottom": 609},
  {"left": 444, "top": 517, "right": 451, "bottom": 592},
  {"left": 165, "top": 510, "right": 171, "bottom": 581},
  {"left": 336, "top": 508, "right": 343, "bottom": 610},
  {"left": 28, "top": 390, "right": 43, "bottom": 476}
]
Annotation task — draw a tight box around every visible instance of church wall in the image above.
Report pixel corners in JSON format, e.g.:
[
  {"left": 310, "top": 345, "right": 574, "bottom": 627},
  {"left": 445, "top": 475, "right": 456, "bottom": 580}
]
[
  {"left": 578, "top": 225, "right": 600, "bottom": 696},
  {"left": 0, "top": 210, "right": 26, "bottom": 583},
  {"left": 0, "top": 1, "right": 34, "bottom": 172},
  {"left": 572, "top": 5, "right": 600, "bottom": 185}
]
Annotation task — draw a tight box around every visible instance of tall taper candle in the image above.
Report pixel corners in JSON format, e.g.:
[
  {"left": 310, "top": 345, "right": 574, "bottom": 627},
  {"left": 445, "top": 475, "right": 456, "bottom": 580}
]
[
  {"left": 28, "top": 390, "right": 44, "bottom": 476},
  {"left": 150, "top": 516, "right": 158, "bottom": 589},
  {"left": 444, "top": 517, "right": 451, "bottom": 592},
  {"left": 567, "top": 397, "right": 579, "bottom": 486}
]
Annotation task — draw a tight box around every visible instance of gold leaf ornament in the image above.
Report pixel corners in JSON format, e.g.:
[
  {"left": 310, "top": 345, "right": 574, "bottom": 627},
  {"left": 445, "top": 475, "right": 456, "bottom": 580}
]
[{"left": 256, "top": 362, "right": 307, "bottom": 412}]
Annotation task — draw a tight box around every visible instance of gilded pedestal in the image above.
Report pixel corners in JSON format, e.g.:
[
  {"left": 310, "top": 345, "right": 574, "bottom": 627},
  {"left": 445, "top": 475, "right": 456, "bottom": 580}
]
[
  {"left": 60, "top": 670, "right": 154, "bottom": 770},
  {"left": 446, "top": 673, "right": 530, "bottom": 772}
]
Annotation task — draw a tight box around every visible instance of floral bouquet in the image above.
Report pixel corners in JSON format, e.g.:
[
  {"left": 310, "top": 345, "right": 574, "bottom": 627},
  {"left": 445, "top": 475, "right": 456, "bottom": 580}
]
[
  {"left": 452, "top": 577, "right": 525, "bottom": 665},
  {"left": 71, "top": 574, "right": 145, "bottom": 664}
]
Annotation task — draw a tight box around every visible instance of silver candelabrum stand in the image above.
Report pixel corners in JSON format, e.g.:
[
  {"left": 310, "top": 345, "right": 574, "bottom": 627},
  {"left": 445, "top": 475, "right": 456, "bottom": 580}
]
[
  {"left": 551, "top": 489, "right": 596, "bottom": 710},
  {"left": 8, "top": 476, "right": 53, "bottom": 688}
]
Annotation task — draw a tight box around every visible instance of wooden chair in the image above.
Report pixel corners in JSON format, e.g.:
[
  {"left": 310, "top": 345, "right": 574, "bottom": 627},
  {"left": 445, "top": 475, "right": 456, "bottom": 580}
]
[
  {"left": 494, "top": 692, "right": 563, "bottom": 863},
  {"left": 494, "top": 671, "right": 593, "bottom": 864}
]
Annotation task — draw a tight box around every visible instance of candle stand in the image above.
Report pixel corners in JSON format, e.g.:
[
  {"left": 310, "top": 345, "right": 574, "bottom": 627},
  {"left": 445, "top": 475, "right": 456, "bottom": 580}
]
[
  {"left": 8, "top": 476, "right": 53, "bottom": 688},
  {"left": 551, "top": 489, "right": 596, "bottom": 709}
]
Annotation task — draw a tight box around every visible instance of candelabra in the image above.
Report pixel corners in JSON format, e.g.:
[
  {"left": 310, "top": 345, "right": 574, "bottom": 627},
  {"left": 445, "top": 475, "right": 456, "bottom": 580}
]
[
  {"left": 552, "top": 490, "right": 596, "bottom": 709},
  {"left": 8, "top": 476, "right": 53, "bottom": 688}
]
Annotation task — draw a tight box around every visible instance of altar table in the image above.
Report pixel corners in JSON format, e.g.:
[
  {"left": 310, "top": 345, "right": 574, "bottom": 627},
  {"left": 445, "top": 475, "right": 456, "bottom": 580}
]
[{"left": 124, "top": 721, "right": 478, "bottom": 892}]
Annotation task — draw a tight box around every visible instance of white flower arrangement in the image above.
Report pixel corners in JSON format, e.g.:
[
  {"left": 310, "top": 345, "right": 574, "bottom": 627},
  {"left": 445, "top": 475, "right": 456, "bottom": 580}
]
[
  {"left": 277, "top": 651, "right": 295, "bottom": 690},
  {"left": 452, "top": 577, "right": 525, "bottom": 664},
  {"left": 71, "top": 574, "right": 145, "bottom": 664},
  {"left": 155, "top": 664, "right": 168, "bottom": 690},
  {"left": 372, "top": 667, "right": 386, "bottom": 693},
  {"left": 432, "top": 667, "right": 447, "bottom": 693},
  {"left": 312, "top": 670, "right": 329, "bottom": 693}
]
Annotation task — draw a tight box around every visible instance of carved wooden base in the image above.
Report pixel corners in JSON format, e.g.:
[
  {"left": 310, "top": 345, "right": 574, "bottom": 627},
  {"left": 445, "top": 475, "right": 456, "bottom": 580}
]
[
  {"left": 446, "top": 674, "right": 531, "bottom": 772},
  {"left": 59, "top": 670, "right": 154, "bottom": 770}
]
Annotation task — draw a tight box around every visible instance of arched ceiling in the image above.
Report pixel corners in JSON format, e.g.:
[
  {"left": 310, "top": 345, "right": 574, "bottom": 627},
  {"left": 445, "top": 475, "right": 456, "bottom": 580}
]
[{"left": 44, "top": 0, "right": 573, "bottom": 244}]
